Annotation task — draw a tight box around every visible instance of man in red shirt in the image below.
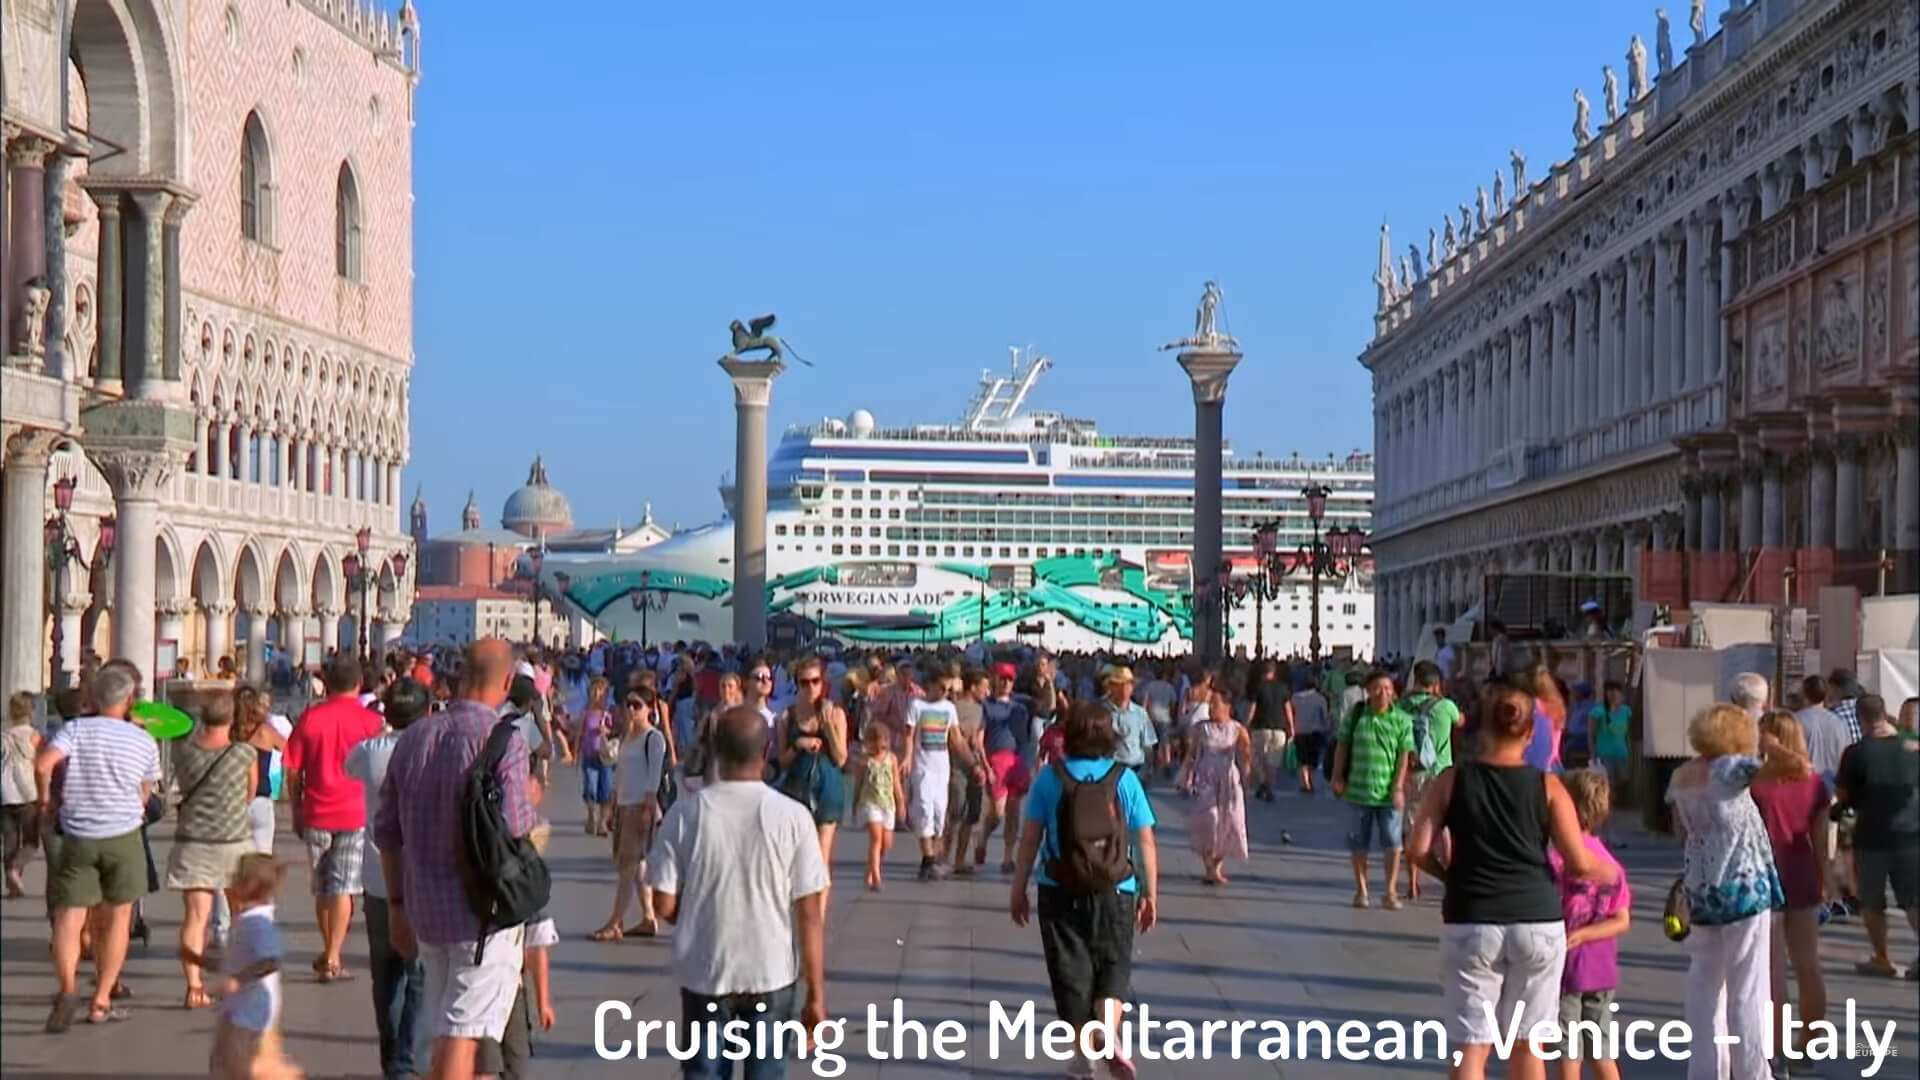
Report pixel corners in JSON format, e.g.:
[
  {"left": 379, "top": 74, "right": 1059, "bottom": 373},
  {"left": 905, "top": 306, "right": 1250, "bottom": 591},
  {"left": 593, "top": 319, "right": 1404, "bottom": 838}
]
[{"left": 285, "top": 653, "right": 384, "bottom": 980}]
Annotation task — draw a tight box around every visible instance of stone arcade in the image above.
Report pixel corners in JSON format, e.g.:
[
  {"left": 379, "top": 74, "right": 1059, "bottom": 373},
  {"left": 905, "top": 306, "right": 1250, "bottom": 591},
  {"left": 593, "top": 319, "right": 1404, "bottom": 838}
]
[
  {"left": 1362, "top": 0, "right": 1919, "bottom": 655},
  {"left": 2, "top": 0, "right": 422, "bottom": 693}
]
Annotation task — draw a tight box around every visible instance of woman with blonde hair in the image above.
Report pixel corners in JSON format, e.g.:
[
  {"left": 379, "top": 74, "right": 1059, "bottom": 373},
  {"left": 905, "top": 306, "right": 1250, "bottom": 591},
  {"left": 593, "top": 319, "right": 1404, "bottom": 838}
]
[
  {"left": 774, "top": 656, "right": 849, "bottom": 881},
  {"left": 1665, "top": 701, "right": 1804, "bottom": 1080},
  {"left": 1522, "top": 663, "right": 1568, "bottom": 773},
  {"left": 2, "top": 691, "right": 42, "bottom": 897},
  {"left": 577, "top": 677, "right": 616, "bottom": 835},
  {"left": 680, "top": 672, "right": 744, "bottom": 794},
  {"left": 1749, "top": 709, "right": 1832, "bottom": 1065}
]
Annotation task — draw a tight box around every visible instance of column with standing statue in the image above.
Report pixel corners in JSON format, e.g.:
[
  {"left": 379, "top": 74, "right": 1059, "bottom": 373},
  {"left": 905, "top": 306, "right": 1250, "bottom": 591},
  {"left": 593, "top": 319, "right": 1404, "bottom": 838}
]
[{"left": 1163, "top": 283, "right": 1242, "bottom": 666}]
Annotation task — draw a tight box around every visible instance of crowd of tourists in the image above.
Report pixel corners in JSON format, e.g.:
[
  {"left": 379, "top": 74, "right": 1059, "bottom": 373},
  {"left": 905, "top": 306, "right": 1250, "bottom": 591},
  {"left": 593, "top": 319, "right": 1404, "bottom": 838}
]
[{"left": 2, "top": 632, "right": 1916, "bottom": 1080}]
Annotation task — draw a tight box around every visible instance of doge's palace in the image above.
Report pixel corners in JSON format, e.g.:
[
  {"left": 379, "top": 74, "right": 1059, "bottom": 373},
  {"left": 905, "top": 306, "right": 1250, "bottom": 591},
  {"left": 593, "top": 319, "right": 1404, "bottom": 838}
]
[
  {"left": 1360, "top": 0, "right": 1918, "bottom": 657},
  {"left": 1, "top": 0, "right": 422, "bottom": 695}
]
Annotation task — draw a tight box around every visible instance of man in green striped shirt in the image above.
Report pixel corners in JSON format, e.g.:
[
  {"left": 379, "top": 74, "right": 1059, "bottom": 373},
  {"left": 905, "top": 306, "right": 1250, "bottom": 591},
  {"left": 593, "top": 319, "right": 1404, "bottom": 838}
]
[{"left": 1332, "top": 669, "right": 1414, "bottom": 910}]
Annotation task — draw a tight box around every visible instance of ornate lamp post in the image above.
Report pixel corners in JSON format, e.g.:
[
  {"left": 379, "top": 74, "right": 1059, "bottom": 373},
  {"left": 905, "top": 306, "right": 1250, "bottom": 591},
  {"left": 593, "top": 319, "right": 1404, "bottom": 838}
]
[
  {"left": 630, "top": 569, "right": 668, "bottom": 649},
  {"left": 43, "top": 478, "right": 107, "bottom": 690},
  {"left": 1248, "top": 521, "right": 1284, "bottom": 658},
  {"left": 1297, "top": 482, "right": 1333, "bottom": 666},
  {"left": 527, "top": 547, "right": 545, "bottom": 648},
  {"left": 340, "top": 527, "right": 406, "bottom": 666}
]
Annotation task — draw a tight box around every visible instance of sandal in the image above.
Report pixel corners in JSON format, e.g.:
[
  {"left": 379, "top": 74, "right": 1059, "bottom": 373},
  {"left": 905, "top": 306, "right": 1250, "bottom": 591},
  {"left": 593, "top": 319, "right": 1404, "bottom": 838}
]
[
  {"left": 317, "top": 962, "right": 353, "bottom": 983},
  {"left": 589, "top": 924, "right": 624, "bottom": 943},
  {"left": 1854, "top": 958, "right": 1898, "bottom": 978},
  {"left": 110, "top": 982, "right": 131, "bottom": 1000},
  {"left": 86, "top": 1004, "right": 131, "bottom": 1023},
  {"left": 624, "top": 920, "right": 659, "bottom": 938},
  {"left": 184, "top": 986, "right": 214, "bottom": 1010},
  {"left": 45, "top": 993, "right": 83, "bottom": 1034}
]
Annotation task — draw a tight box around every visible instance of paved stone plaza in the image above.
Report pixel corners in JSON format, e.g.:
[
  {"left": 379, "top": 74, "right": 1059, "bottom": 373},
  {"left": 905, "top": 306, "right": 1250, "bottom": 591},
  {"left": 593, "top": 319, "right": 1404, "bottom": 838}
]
[{"left": 2, "top": 769, "right": 1914, "bottom": 1079}]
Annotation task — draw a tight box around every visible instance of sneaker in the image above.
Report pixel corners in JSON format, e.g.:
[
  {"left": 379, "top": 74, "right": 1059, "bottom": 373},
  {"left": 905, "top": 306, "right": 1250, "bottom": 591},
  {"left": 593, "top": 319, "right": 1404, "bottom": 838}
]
[
  {"left": 1280, "top": 830, "right": 1293, "bottom": 845},
  {"left": 1102, "top": 1053, "right": 1137, "bottom": 1080},
  {"left": 1064, "top": 1054, "right": 1096, "bottom": 1080}
]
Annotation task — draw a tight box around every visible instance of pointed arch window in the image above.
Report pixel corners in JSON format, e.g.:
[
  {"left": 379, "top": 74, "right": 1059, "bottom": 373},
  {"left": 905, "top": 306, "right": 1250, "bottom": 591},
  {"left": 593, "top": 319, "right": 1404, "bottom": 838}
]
[
  {"left": 335, "top": 163, "right": 363, "bottom": 280},
  {"left": 240, "top": 111, "right": 273, "bottom": 243}
]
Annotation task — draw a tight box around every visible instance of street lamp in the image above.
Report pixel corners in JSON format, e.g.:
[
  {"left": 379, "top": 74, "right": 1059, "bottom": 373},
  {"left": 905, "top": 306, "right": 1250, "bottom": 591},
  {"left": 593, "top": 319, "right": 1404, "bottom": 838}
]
[
  {"left": 527, "top": 547, "right": 545, "bottom": 648},
  {"left": 1298, "top": 481, "right": 1333, "bottom": 666},
  {"left": 1248, "top": 520, "right": 1284, "bottom": 658},
  {"left": 43, "top": 478, "right": 104, "bottom": 690},
  {"left": 342, "top": 526, "right": 406, "bottom": 666},
  {"left": 630, "top": 569, "right": 668, "bottom": 649}
]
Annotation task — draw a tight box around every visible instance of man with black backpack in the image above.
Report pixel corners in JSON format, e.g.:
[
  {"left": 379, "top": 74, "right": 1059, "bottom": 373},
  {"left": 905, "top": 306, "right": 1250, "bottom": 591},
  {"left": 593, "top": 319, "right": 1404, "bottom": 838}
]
[
  {"left": 373, "top": 638, "right": 544, "bottom": 1080},
  {"left": 1011, "top": 701, "right": 1159, "bottom": 1080}
]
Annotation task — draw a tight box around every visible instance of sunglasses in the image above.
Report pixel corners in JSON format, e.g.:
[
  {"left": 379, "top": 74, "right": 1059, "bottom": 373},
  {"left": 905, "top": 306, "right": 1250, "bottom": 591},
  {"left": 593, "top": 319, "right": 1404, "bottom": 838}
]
[
  {"left": 798, "top": 676, "right": 823, "bottom": 686},
  {"left": 752, "top": 672, "right": 773, "bottom": 681}
]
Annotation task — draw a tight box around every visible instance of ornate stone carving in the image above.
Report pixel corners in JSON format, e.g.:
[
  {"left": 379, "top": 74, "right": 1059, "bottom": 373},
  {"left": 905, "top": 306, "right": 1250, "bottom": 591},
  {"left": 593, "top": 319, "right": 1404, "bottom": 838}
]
[
  {"left": 1656, "top": 9, "right": 1675, "bottom": 75},
  {"left": 1573, "top": 88, "right": 1592, "bottom": 146},
  {"left": 12, "top": 277, "right": 51, "bottom": 361},
  {"left": 1627, "top": 36, "right": 1649, "bottom": 100},
  {"left": 157, "top": 597, "right": 197, "bottom": 619},
  {"left": 1603, "top": 66, "right": 1621, "bottom": 122},
  {"left": 1753, "top": 319, "right": 1785, "bottom": 396},
  {"left": 1815, "top": 277, "right": 1862, "bottom": 370},
  {"left": 90, "top": 447, "right": 182, "bottom": 499}
]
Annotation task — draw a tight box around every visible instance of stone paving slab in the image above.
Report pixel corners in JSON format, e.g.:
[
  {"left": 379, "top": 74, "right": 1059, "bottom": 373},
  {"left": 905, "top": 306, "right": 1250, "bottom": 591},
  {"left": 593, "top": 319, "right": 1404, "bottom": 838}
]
[{"left": 3, "top": 768, "right": 1915, "bottom": 1078}]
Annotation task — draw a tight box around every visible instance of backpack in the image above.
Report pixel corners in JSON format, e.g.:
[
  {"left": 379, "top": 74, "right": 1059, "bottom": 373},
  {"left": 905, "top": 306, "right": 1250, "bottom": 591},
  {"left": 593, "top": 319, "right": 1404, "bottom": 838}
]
[
  {"left": 1408, "top": 694, "right": 1442, "bottom": 773},
  {"left": 644, "top": 728, "right": 678, "bottom": 812},
  {"left": 1043, "top": 761, "right": 1133, "bottom": 893},
  {"left": 458, "top": 718, "right": 552, "bottom": 963}
]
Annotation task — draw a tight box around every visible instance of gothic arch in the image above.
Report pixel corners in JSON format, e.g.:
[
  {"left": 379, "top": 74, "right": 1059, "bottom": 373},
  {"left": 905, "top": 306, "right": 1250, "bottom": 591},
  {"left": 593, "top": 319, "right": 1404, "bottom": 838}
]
[
  {"left": 310, "top": 548, "right": 339, "bottom": 613},
  {"left": 188, "top": 536, "right": 226, "bottom": 605},
  {"left": 67, "top": 0, "right": 188, "bottom": 179},
  {"left": 272, "top": 545, "right": 305, "bottom": 614},
  {"left": 232, "top": 539, "right": 269, "bottom": 609},
  {"left": 153, "top": 525, "right": 185, "bottom": 602}
]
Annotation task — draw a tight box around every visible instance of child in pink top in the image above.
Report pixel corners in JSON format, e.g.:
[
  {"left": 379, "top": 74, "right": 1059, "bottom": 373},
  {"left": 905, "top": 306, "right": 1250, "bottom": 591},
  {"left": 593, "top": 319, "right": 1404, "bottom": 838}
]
[{"left": 1548, "top": 770, "right": 1631, "bottom": 1080}]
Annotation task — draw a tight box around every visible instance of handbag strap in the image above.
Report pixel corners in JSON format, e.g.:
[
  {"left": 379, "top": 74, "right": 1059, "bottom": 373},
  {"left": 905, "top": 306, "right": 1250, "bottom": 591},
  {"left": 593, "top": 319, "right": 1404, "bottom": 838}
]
[{"left": 179, "top": 743, "right": 241, "bottom": 812}]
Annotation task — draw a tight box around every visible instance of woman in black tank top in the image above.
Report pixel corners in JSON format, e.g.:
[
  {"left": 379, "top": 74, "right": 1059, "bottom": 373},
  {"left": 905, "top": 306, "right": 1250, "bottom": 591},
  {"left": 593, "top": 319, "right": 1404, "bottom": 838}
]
[{"left": 1406, "top": 685, "right": 1616, "bottom": 1080}]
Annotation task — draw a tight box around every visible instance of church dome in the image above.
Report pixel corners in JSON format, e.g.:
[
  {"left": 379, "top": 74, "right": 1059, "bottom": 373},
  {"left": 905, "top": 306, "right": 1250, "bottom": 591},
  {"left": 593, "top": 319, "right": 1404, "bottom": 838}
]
[{"left": 501, "top": 456, "right": 573, "bottom": 538}]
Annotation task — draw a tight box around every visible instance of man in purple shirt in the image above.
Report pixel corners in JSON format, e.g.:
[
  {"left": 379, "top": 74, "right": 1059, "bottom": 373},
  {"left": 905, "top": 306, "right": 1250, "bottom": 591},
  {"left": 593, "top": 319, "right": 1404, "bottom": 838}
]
[{"left": 374, "top": 638, "right": 533, "bottom": 1079}]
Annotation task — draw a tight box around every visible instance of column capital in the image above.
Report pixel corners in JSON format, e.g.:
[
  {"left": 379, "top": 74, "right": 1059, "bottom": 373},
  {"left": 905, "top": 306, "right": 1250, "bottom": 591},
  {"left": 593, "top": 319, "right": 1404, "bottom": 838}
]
[
  {"left": 156, "top": 597, "right": 196, "bottom": 618},
  {"left": 313, "top": 605, "right": 343, "bottom": 620},
  {"left": 5, "top": 133, "right": 57, "bottom": 168},
  {"left": 717, "top": 356, "right": 783, "bottom": 407},
  {"left": 241, "top": 603, "right": 270, "bottom": 620},
  {"left": 1175, "top": 346, "right": 1242, "bottom": 406},
  {"left": 3, "top": 427, "right": 64, "bottom": 470},
  {"left": 202, "top": 600, "right": 237, "bottom": 617},
  {"left": 87, "top": 445, "right": 183, "bottom": 500},
  {"left": 57, "top": 591, "right": 93, "bottom": 615}
]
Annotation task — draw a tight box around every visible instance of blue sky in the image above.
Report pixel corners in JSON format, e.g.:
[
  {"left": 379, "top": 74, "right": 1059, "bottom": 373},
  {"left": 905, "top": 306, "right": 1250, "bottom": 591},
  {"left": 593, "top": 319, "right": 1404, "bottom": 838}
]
[{"left": 406, "top": 0, "right": 1683, "bottom": 534}]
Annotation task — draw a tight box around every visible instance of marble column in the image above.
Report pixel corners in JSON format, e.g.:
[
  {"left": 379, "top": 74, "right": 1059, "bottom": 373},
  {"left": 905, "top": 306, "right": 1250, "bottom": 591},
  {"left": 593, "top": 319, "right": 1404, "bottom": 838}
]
[
  {"left": 0, "top": 435, "right": 56, "bottom": 698},
  {"left": 1652, "top": 231, "right": 1675, "bottom": 403},
  {"left": 56, "top": 593, "right": 89, "bottom": 688},
  {"left": 1175, "top": 342, "right": 1239, "bottom": 664},
  {"left": 1671, "top": 226, "right": 1691, "bottom": 396},
  {"left": 1682, "top": 476, "right": 1705, "bottom": 550},
  {"left": 1572, "top": 281, "right": 1593, "bottom": 430},
  {"left": 203, "top": 601, "right": 234, "bottom": 672},
  {"left": 1528, "top": 310, "right": 1548, "bottom": 445},
  {"left": 93, "top": 448, "right": 179, "bottom": 688},
  {"left": 1599, "top": 267, "right": 1620, "bottom": 423},
  {"left": 1761, "top": 454, "right": 1785, "bottom": 549},
  {"left": 90, "top": 190, "right": 125, "bottom": 394},
  {"left": 242, "top": 605, "right": 269, "bottom": 682},
  {"left": 1585, "top": 276, "right": 1603, "bottom": 425},
  {"left": 1835, "top": 437, "right": 1864, "bottom": 550},
  {"left": 156, "top": 599, "right": 189, "bottom": 672},
  {"left": 6, "top": 135, "right": 54, "bottom": 365},
  {"left": 1553, "top": 295, "right": 1574, "bottom": 435},
  {"left": 1740, "top": 464, "right": 1763, "bottom": 551},
  {"left": 126, "top": 191, "right": 172, "bottom": 400},
  {"left": 210, "top": 417, "right": 228, "bottom": 480},
  {"left": 1897, "top": 428, "right": 1919, "bottom": 554},
  {"left": 316, "top": 608, "right": 343, "bottom": 662},
  {"left": 1624, "top": 251, "right": 1646, "bottom": 412},
  {"left": 1807, "top": 443, "right": 1836, "bottom": 547}
]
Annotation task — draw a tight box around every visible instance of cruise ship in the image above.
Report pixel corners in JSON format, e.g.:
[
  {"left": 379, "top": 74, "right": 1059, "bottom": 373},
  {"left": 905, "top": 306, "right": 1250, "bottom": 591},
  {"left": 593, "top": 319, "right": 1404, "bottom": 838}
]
[{"left": 541, "top": 351, "right": 1376, "bottom": 655}]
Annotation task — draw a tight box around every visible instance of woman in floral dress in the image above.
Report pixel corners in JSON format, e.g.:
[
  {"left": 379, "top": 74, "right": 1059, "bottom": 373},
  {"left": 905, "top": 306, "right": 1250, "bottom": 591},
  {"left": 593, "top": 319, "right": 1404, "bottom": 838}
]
[{"left": 1182, "top": 683, "right": 1251, "bottom": 885}]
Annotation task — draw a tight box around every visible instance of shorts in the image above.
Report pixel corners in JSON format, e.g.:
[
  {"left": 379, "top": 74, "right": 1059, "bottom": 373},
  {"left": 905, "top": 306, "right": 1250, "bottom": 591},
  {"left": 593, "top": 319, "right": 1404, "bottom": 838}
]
[
  {"left": 856, "top": 804, "right": 894, "bottom": 827},
  {"left": 420, "top": 925, "right": 527, "bottom": 1041},
  {"left": 1251, "top": 729, "right": 1288, "bottom": 768},
  {"left": 909, "top": 772, "right": 949, "bottom": 839},
  {"left": 1293, "top": 731, "right": 1328, "bottom": 770},
  {"left": 165, "top": 838, "right": 253, "bottom": 891},
  {"left": 209, "top": 1017, "right": 299, "bottom": 1080},
  {"left": 475, "top": 986, "right": 531, "bottom": 1078},
  {"left": 1855, "top": 844, "right": 1920, "bottom": 912},
  {"left": 246, "top": 797, "right": 276, "bottom": 854},
  {"left": 613, "top": 804, "right": 656, "bottom": 869},
  {"left": 1558, "top": 990, "right": 1618, "bottom": 1059},
  {"left": 947, "top": 771, "right": 983, "bottom": 828},
  {"left": 1037, "top": 885, "right": 1137, "bottom": 1029},
  {"left": 1345, "top": 803, "right": 1403, "bottom": 853},
  {"left": 48, "top": 828, "right": 146, "bottom": 909},
  {"left": 1440, "top": 921, "right": 1567, "bottom": 1046},
  {"left": 581, "top": 762, "right": 615, "bottom": 805},
  {"left": 304, "top": 828, "right": 366, "bottom": 897},
  {"left": 1404, "top": 771, "right": 1435, "bottom": 821},
  {"left": 987, "top": 750, "right": 1031, "bottom": 801}
]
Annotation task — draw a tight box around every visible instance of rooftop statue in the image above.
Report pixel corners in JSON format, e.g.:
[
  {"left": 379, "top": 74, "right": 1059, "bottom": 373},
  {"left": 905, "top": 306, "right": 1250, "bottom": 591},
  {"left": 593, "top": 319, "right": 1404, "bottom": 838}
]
[
  {"left": 1655, "top": 8, "right": 1674, "bottom": 74},
  {"left": 725, "top": 313, "right": 812, "bottom": 367},
  {"left": 1510, "top": 147, "right": 1528, "bottom": 191},
  {"left": 1427, "top": 228, "right": 1439, "bottom": 269},
  {"left": 1458, "top": 203, "right": 1472, "bottom": 240},
  {"left": 1475, "top": 186, "right": 1490, "bottom": 232},
  {"left": 1444, "top": 217, "right": 1458, "bottom": 257},
  {"left": 1161, "top": 281, "right": 1238, "bottom": 351},
  {"left": 1407, "top": 243, "right": 1425, "bottom": 281},
  {"left": 1627, "top": 35, "right": 1649, "bottom": 100},
  {"left": 1603, "top": 65, "right": 1621, "bottom": 122},
  {"left": 1573, "top": 88, "right": 1593, "bottom": 146},
  {"left": 1398, "top": 254, "right": 1413, "bottom": 293},
  {"left": 1492, "top": 170, "right": 1506, "bottom": 212},
  {"left": 1690, "top": 0, "right": 1707, "bottom": 44}
]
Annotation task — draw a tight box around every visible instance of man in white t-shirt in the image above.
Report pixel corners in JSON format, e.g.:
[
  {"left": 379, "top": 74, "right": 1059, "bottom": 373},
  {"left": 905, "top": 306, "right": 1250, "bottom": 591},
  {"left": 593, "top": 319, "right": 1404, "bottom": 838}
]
[
  {"left": 645, "top": 706, "right": 827, "bottom": 1074},
  {"left": 1432, "top": 629, "right": 1459, "bottom": 685}
]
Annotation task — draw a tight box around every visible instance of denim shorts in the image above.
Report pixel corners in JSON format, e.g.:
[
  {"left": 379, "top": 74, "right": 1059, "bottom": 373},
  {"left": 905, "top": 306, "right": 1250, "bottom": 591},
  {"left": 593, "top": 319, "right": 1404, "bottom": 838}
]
[
  {"left": 1442, "top": 922, "right": 1566, "bottom": 1046},
  {"left": 582, "top": 762, "right": 615, "bottom": 805},
  {"left": 1345, "top": 803, "right": 1403, "bottom": 853}
]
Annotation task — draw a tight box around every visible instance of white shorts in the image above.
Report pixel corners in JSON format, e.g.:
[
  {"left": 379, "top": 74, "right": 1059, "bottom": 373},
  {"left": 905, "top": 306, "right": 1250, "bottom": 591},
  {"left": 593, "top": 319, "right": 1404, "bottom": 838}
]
[
  {"left": 908, "top": 772, "right": 949, "bottom": 839},
  {"left": 1440, "top": 922, "right": 1566, "bottom": 1046},
  {"left": 1251, "top": 729, "right": 1288, "bottom": 767},
  {"left": 856, "top": 804, "right": 893, "bottom": 827},
  {"left": 420, "top": 925, "right": 526, "bottom": 1041}
]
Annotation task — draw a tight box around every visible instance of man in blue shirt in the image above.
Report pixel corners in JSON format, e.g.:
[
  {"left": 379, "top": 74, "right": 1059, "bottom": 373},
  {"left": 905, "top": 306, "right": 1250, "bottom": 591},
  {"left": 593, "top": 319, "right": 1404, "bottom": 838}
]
[
  {"left": 1100, "top": 666, "right": 1158, "bottom": 783},
  {"left": 1012, "top": 701, "right": 1158, "bottom": 1080},
  {"left": 977, "top": 663, "right": 1033, "bottom": 873}
]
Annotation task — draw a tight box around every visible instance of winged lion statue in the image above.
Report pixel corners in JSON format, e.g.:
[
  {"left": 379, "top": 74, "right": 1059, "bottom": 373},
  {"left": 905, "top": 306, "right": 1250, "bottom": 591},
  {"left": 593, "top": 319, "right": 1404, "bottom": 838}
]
[{"left": 726, "top": 313, "right": 812, "bottom": 367}]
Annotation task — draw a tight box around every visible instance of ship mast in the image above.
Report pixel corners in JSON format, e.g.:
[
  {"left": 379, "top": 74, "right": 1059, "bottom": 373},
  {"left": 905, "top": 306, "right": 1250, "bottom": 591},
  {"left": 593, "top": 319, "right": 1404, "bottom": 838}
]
[{"left": 960, "top": 346, "right": 1050, "bottom": 431}]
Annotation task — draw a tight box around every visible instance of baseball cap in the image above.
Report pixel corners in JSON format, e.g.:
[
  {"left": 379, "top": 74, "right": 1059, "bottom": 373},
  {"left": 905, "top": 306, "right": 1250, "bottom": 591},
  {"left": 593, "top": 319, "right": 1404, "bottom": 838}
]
[{"left": 993, "top": 662, "right": 1017, "bottom": 679}]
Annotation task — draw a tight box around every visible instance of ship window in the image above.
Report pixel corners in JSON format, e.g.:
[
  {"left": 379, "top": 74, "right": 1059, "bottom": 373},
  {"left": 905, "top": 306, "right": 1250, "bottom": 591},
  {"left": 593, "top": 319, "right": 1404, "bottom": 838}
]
[
  {"left": 832, "top": 507, "right": 843, "bottom": 519},
  {"left": 850, "top": 508, "right": 862, "bottom": 519},
  {"left": 907, "top": 545, "right": 919, "bottom": 556},
  {"left": 832, "top": 526, "right": 844, "bottom": 537},
  {"left": 869, "top": 490, "right": 879, "bottom": 500},
  {"left": 832, "top": 489, "right": 843, "bottom": 499},
  {"left": 888, "top": 509, "right": 900, "bottom": 520},
  {"left": 888, "top": 545, "right": 901, "bottom": 556},
  {"left": 831, "top": 544, "right": 844, "bottom": 555},
  {"left": 850, "top": 526, "right": 862, "bottom": 537},
  {"left": 851, "top": 544, "right": 862, "bottom": 554},
  {"left": 1018, "top": 547, "right": 1029, "bottom": 558},
  {"left": 999, "top": 547, "right": 1011, "bottom": 558},
  {"left": 889, "top": 490, "right": 900, "bottom": 500},
  {"left": 943, "top": 546, "right": 955, "bottom": 556},
  {"left": 1036, "top": 548, "right": 1048, "bottom": 557},
  {"left": 963, "top": 546, "right": 975, "bottom": 557},
  {"left": 774, "top": 524, "right": 787, "bottom": 536},
  {"left": 850, "top": 489, "right": 861, "bottom": 500},
  {"left": 812, "top": 526, "right": 824, "bottom": 537}
]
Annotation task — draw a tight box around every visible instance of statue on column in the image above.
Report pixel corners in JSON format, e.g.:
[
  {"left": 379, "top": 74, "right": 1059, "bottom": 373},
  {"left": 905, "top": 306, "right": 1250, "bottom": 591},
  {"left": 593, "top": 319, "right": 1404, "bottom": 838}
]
[
  {"left": 1407, "top": 243, "right": 1425, "bottom": 281},
  {"left": 1160, "top": 281, "right": 1237, "bottom": 351},
  {"left": 1458, "top": 203, "right": 1473, "bottom": 240},
  {"left": 1443, "top": 217, "right": 1458, "bottom": 258},
  {"left": 1510, "top": 147, "right": 1528, "bottom": 192},
  {"left": 1573, "top": 88, "right": 1593, "bottom": 146},
  {"left": 1655, "top": 8, "right": 1675, "bottom": 73},
  {"left": 13, "top": 277, "right": 51, "bottom": 360},
  {"left": 1475, "top": 186, "right": 1491, "bottom": 232},
  {"left": 1627, "top": 35, "right": 1650, "bottom": 100},
  {"left": 723, "top": 313, "right": 811, "bottom": 367},
  {"left": 1603, "top": 66, "right": 1621, "bottom": 122},
  {"left": 1426, "top": 227, "right": 1439, "bottom": 270},
  {"left": 1492, "top": 170, "right": 1506, "bottom": 213},
  {"left": 1690, "top": 0, "right": 1707, "bottom": 44}
]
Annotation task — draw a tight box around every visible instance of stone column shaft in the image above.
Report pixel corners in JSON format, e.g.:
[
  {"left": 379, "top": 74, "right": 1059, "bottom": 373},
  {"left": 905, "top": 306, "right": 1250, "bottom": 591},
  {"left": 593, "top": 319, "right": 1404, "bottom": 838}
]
[
  {"left": 1572, "top": 285, "right": 1592, "bottom": 430},
  {"left": 127, "top": 191, "right": 171, "bottom": 399},
  {"left": 1740, "top": 468, "right": 1763, "bottom": 551},
  {"left": 1761, "top": 457, "right": 1785, "bottom": 549},
  {"left": 1835, "top": 444, "right": 1864, "bottom": 550},
  {"left": 242, "top": 607, "right": 268, "bottom": 682},
  {"left": 1897, "top": 435, "right": 1919, "bottom": 554},
  {"left": 1653, "top": 234, "right": 1674, "bottom": 402},
  {"left": 204, "top": 602, "right": 234, "bottom": 672},
  {"left": 720, "top": 357, "right": 784, "bottom": 650},
  {"left": 1, "top": 443, "right": 53, "bottom": 697},
  {"left": 1808, "top": 450, "right": 1836, "bottom": 547},
  {"left": 1178, "top": 346, "right": 1240, "bottom": 664},
  {"left": 92, "top": 192, "right": 125, "bottom": 393},
  {"left": 1685, "top": 215, "right": 1708, "bottom": 393},
  {"left": 6, "top": 136, "right": 52, "bottom": 361}
]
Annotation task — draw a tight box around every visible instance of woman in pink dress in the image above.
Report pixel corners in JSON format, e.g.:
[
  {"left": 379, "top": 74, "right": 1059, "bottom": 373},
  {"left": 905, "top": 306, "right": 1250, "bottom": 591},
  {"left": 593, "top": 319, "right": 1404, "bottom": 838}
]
[
  {"left": 1181, "top": 683, "right": 1251, "bottom": 885},
  {"left": 1750, "top": 710, "right": 1832, "bottom": 1062}
]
